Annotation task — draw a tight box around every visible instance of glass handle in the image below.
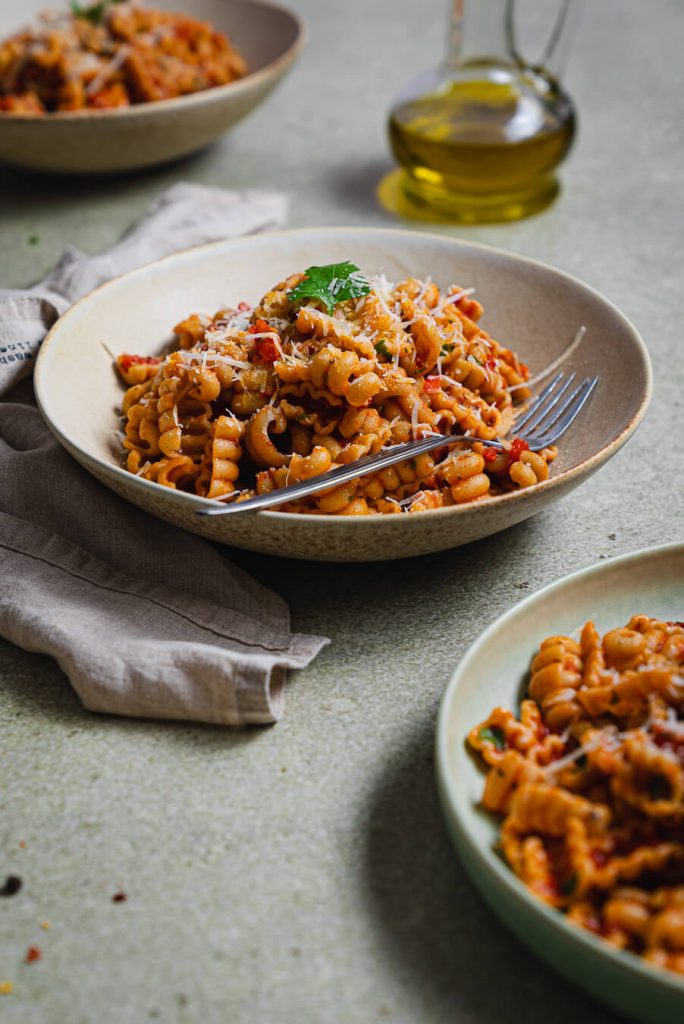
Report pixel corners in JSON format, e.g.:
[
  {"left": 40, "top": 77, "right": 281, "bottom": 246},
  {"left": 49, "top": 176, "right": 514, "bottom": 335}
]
[
  {"left": 506, "top": 0, "right": 580, "bottom": 80},
  {"left": 446, "top": 0, "right": 465, "bottom": 70}
]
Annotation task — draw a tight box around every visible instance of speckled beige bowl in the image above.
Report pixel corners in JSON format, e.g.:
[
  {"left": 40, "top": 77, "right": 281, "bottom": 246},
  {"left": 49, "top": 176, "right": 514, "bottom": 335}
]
[
  {"left": 34, "top": 227, "right": 651, "bottom": 562},
  {"left": 0, "top": 0, "right": 306, "bottom": 174}
]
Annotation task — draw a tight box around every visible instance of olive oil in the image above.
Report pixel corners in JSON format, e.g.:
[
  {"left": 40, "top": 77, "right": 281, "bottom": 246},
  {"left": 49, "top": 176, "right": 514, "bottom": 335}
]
[{"left": 389, "top": 71, "right": 575, "bottom": 223}]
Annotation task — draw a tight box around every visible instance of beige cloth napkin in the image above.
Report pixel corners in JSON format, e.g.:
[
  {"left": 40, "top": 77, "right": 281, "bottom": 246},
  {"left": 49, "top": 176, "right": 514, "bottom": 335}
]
[{"left": 0, "top": 184, "right": 328, "bottom": 726}]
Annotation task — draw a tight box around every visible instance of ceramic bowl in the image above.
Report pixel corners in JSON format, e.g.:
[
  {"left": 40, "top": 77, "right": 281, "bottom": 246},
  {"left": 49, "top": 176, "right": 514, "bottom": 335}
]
[
  {"left": 0, "top": 0, "right": 306, "bottom": 173},
  {"left": 34, "top": 227, "right": 651, "bottom": 562},
  {"left": 436, "top": 543, "right": 684, "bottom": 1023}
]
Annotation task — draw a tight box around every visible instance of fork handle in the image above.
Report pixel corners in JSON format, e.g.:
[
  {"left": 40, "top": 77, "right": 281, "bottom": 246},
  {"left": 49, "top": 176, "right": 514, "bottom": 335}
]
[{"left": 196, "top": 432, "right": 501, "bottom": 517}]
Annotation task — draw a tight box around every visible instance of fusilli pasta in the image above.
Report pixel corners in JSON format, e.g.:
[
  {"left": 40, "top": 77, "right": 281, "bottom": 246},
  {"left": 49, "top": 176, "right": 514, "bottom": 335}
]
[
  {"left": 468, "top": 616, "right": 684, "bottom": 976},
  {"left": 116, "top": 263, "right": 559, "bottom": 514}
]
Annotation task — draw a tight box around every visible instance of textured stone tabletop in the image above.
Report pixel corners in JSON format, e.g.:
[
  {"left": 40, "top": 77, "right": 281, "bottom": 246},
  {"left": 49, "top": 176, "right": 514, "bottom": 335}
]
[{"left": 1, "top": 0, "right": 683, "bottom": 1021}]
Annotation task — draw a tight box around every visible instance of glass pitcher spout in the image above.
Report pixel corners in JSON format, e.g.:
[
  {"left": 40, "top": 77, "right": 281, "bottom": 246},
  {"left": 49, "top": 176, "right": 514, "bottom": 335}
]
[{"left": 385, "top": 0, "right": 579, "bottom": 224}]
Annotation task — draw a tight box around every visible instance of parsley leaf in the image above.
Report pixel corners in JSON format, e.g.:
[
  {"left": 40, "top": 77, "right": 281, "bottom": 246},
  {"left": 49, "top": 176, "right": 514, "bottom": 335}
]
[
  {"left": 288, "top": 262, "right": 370, "bottom": 316},
  {"left": 440, "top": 343, "right": 454, "bottom": 357},
  {"left": 70, "top": 0, "right": 122, "bottom": 25},
  {"left": 478, "top": 725, "right": 506, "bottom": 751},
  {"left": 374, "top": 339, "right": 391, "bottom": 359}
]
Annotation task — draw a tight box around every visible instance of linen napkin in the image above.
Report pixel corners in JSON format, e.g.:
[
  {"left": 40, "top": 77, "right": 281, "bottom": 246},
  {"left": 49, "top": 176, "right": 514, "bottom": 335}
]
[{"left": 0, "top": 184, "right": 328, "bottom": 726}]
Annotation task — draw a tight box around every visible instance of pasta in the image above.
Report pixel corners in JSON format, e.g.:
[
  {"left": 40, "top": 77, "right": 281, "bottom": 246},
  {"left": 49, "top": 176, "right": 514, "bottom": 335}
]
[
  {"left": 468, "top": 616, "right": 684, "bottom": 975},
  {"left": 116, "top": 262, "right": 559, "bottom": 514},
  {"left": 0, "top": 1, "right": 245, "bottom": 114}
]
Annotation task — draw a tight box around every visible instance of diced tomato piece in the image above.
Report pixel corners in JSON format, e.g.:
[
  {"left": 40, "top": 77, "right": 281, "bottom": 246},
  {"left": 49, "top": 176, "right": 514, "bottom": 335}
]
[
  {"left": 482, "top": 447, "right": 499, "bottom": 462},
  {"left": 119, "top": 354, "right": 161, "bottom": 371},
  {"left": 509, "top": 437, "right": 530, "bottom": 461},
  {"left": 255, "top": 337, "right": 279, "bottom": 363},
  {"left": 423, "top": 376, "right": 442, "bottom": 393},
  {"left": 248, "top": 318, "right": 271, "bottom": 334}
]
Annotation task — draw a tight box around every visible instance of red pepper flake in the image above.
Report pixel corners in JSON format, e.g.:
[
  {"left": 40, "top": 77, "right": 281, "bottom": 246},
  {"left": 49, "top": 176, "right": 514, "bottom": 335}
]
[
  {"left": 482, "top": 447, "right": 499, "bottom": 463},
  {"left": 485, "top": 357, "right": 497, "bottom": 371},
  {"left": 24, "top": 946, "right": 41, "bottom": 964},
  {"left": 423, "top": 376, "right": 441, "bottom": 393},
  {"left": 0, "top": 876, "right": 22, "bottom": 897},
  {"left": 509, "top": 437, "right": 530, "bottom": 461},
  {"left": 112, "top": 892, "right": 128, "bottom": 903}
]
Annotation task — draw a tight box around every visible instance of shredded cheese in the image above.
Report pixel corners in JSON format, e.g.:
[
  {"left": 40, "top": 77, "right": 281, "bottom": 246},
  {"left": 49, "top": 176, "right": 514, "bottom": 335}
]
[{"left": 510, "top": 326, "right": 587, "bottom": 393}]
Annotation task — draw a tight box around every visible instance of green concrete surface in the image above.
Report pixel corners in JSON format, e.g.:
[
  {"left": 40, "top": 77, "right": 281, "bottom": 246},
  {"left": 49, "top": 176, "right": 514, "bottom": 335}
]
[{"left": 1, "top": 0, "right": 682, "bottom": 1021}]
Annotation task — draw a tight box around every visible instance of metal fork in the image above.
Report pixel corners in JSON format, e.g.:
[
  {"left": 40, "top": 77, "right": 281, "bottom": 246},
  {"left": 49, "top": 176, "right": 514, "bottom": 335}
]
[{"left": 196, "top": 371, "right": 599, "bottom": 517}]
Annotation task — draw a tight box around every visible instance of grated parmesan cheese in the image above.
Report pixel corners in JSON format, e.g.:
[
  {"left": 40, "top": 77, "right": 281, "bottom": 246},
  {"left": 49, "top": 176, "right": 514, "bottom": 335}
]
[{"left": 510, "top": 326, "right": 587, "bottom": 393}]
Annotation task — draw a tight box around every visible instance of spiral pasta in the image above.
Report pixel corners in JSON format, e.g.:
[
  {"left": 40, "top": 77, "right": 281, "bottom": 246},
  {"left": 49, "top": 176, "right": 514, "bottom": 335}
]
[
  {"left": 0, "top": 2, "right": 246, "bottom": 114},
  {"left": 116, "top": 265, "right": 559, "bottom": 513},
  {"left": 468, "top": 615, "right": 684, "bottom": 976}
]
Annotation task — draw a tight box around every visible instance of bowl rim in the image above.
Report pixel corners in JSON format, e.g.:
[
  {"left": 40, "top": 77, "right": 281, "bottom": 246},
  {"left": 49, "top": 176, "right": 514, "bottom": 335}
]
[
  {"left": 435, "top": 540, "right": 684, "bottom": 998},
  {"left": 34, "top": 225, "right": 653, "bottom": 526},
  {"left": 0, "top": 0, "right": 307, "bottom": 123}
]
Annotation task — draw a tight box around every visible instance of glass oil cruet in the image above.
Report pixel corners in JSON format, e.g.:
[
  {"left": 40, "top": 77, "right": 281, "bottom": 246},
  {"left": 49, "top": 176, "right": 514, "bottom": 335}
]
[{"left": 387, "top": 0, "right": 578, "bottom": 223}]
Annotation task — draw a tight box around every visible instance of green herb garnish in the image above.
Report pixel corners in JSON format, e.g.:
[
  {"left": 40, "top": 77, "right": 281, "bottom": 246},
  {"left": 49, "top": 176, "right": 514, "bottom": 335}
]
[
  {"left": 70, "top": 0, "right": 123, "bottom": 25},
  {"left": 440, "top": 343, "right": 454, "bottom": 357},
  {"left": 374, "top": 339, "right": 391, "bottom": 359},
  {"left": 288, "top": 262, "right": 370, "bottom": 316},
  {"left": 27, "top": 234, "right": 39, "bottom": 246},
  {"left": 478, "top": 725, "right": 506, "bottom": 751}
]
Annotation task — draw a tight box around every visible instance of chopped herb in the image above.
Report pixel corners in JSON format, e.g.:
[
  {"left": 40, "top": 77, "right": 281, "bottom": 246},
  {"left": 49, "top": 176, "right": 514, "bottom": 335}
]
[
  {"left": 296, "top": 412, "right": 309, "bottom": 423},
  {"left": 374, "top": 339, "right": 391, "bottom": 359},
  {"left": 478, "top": 725, "right": 506, "bottom": 751},
  {"left": 70, "top": 0, "right": 123, "bottom": 25},
  {"left": 560, "top": 873, "right": 577, "bottom": 896},
  {"left": 288, "top": 262, "right": 370, "bottom": 315},
  {"left": 648, "top": 774, "right": 671, "bottom": 801},
  {"left": 27, "top": 235, "right": 39, "bottom": 247},
  {"left": 0, "top": 876, "right": 21, "bottom": 897},
  {"left": 440, "top": 343, "right": 454, "bottom": 357}
]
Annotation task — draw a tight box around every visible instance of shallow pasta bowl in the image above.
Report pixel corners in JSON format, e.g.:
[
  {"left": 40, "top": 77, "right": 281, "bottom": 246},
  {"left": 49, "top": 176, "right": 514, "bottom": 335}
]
[
  {"left": 0, "top": 0, "right": 306, "bottom": 173},
  {"left": 34, "top": 227, "right": 651, "bottom": 561},
  {"left": 436, "top": 543, "right": 684, "bottom": 1022}
]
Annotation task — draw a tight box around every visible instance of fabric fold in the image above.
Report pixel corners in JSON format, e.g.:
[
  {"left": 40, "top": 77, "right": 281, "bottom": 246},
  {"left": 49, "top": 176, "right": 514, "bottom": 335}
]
[
  {"left": 0, "top": 182, "right": 288, "bottom": 396},
  {"left": 0, "top": 185, "right": 329, "bottom": 726}
]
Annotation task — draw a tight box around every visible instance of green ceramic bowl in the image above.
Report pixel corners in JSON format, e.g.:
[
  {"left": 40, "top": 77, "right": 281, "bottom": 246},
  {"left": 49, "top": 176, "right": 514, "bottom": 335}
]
[{"left": 436, "top": 543, "right": 684, "bottom": 1022}]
